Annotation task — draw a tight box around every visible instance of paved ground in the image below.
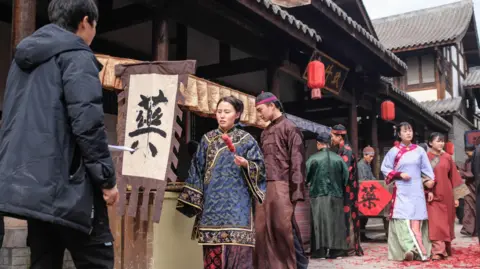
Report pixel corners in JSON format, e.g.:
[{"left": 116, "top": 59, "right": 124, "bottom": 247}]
[{"left": 308, "top": 219, "right": 480, "bottom": 269}]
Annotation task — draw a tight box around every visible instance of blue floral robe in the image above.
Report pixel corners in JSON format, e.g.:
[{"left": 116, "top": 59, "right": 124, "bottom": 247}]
[{"left": 177, "top": 128, "right": 266, "bottom": 247}]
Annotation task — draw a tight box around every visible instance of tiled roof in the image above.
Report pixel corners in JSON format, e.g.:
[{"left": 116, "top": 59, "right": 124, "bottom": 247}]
[
  {"left": 464, "top": 68, "right": 480, "bottom": 88},
  {"left": 255, "top": 0, "right": 322, "bottom": 43},
  {"left": 372, "top": 0, "right": 473, "bottom": 51},
  {"left": 259, "top": 0, "right": 406, "bottom": 70},
  {"left": 380, "top": 77, "right": 452, "bottom": 129},
  {"left": 421, "top": 97, "right": 463, "bottom": 115},
  {"left": 317, "top": 0, "right": 407, "bottom": 69}
]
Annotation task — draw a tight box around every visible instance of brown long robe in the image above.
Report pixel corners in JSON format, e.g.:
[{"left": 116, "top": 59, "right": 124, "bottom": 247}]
[
  {"left": 427, "top": 152, "right": 463, "bottom": 251},
  {"left": 254, "top": 115, "right": 308, "bottom": 269},
  {"left": 459, "top": 159, "right": 476, "bottom": 236}
]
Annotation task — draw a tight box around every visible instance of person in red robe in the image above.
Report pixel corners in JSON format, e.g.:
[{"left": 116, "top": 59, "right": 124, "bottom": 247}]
[
  {"left": 330, "top": 124, "right": 363, "bottom": 257},
  {"left": 426, "top": 132, "right": 463, "bottom": 260}
]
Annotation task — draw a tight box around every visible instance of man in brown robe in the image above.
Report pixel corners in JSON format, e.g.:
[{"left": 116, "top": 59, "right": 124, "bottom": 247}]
[
  {"left": 254, "top": 92, "right": 309, "bottom": 269},
  {"left": 459, "top": 145, "right": 476, "bottom": 236}
]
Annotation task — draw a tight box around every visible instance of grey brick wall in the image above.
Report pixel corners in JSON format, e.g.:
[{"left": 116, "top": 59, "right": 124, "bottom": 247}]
[
  {"left": 450, "top": 115, "right": 472, "bottom": 165},
  {"left": 0, "top": 248, "right": 74, "bottom": 269}
]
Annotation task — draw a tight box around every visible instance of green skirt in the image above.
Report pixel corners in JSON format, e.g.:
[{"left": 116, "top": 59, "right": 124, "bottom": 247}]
[
  {"left": 310, "top": 196, "right": 348, "bottom": 252},
  {"left": 388, "top": 219, "right": 431, "bottom": 261}
]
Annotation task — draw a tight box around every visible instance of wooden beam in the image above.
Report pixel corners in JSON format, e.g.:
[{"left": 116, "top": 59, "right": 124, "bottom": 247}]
[
  {"left": 167, "top": 1, "right": 269, "bottom": 60},
  {"left": 236, "top": 0, "right": 317, "bottom": 49},
  {"left": 11, "top": 0, "right": 36, "bottom": 57},
  {"left": 219, "top": 42, "right": 231, "bottom": 64},
  {"left": 91, "top": 39, "right": 150, "bottom": 60},
  {"left": 302, "top": 107, "right": 350, "bottom": 119},
  {"left": 283, "top": 98, "right": 345, "bottom": 113},
  {"left": 196, "top": 57, "right": 266, "bottom": 79},
  {"left": 97, "top": 4, "right": 151, "bottom": 34}
]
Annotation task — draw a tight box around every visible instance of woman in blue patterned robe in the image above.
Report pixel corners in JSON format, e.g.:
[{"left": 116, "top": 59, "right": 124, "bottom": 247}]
[{"left": 177, "top": 96, "right": 266, "bottom": 269}]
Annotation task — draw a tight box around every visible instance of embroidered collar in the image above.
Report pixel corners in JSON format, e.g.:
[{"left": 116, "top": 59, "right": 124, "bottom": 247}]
[{"left": 397, "top": 143, "right": 416, "bottom": 151}]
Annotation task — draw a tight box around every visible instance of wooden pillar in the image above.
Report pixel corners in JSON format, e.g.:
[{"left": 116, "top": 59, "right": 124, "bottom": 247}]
[
  {"left": 370, "top": 99, "right": 380, "bottom": 179},
  {"left": 11, "top": 0, "right": 36, "bottom": 57},
  {"left": 349, "top": 88, "right": 359, "bottom": 157},
  {"left": 267, "top": 66, "right": 281, "bottom": 98},
  {"left": 152, "top": 9, "right": 169, "bottom": 61}
]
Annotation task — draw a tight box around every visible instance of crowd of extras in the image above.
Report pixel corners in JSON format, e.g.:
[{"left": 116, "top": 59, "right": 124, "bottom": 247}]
[{"left": 172, "top": 90, "right": 479, "bottom": 269}]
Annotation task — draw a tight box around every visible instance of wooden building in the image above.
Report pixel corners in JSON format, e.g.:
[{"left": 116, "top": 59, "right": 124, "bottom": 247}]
[
  {"left": 0, "top": 0, "right": 455, "bottom": 268},
  {"left": 372, "top": 0, "right": 480, "bottom": 163}
]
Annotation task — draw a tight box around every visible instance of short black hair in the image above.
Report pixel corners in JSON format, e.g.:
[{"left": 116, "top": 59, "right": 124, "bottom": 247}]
[
  {"left": 428, "top": 132, "right": 445, "bottom": 147},
  {"left": 187, "top": 140, "right": 199, "bottom": 157},
  {"left": 48, "top": 0, "right": 99, "bottom": 33},
  {"left": 216, "top": 96, "right": 244, "bottom": 123}
]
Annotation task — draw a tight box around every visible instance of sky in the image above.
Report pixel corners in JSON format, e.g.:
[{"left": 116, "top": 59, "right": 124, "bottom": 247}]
[{"left": 364, "top": 0, "right": 480, "bottom": 20}]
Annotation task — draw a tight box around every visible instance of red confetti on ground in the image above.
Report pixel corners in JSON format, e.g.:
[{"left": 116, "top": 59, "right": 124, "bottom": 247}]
[{"left": 397, "top": 244, "right": 480, "bottom": 268}]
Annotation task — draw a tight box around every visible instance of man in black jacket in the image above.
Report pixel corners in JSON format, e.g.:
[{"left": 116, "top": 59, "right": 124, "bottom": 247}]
[{"left": 0, "top": 0, "right": 118, "bottom": 268}]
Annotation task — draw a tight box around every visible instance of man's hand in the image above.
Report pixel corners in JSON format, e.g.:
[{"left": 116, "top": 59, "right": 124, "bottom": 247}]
[
  {"left": 455, "top": 200, "right": 459, "bottom": 207},
  {"left": 400, "top": 173, "right": 411, "bottom": 181},
  {"left": 427, "top": 192, "right": 434, "bottom": 202},
  {"left": 103, "top": 185, "right": 120, "bottom": 206}
]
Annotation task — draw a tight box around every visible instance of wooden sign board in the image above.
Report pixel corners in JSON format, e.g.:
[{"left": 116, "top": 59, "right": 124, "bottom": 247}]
[
  {"left": 303, "top": 50, "right": 349, "bottom": 96},
  {"left": 114, "top": 60, "right": 196, "bottom": 223}
]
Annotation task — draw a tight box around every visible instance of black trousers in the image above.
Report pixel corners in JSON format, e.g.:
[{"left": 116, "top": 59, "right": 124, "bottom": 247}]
[
  {"left": 293, "top": 225, "right": 309, "bottom": 269},
  {"left": 456, "top": 198, "right": 465, "bottom": 224},
  {"left": 27, "top": 219, "right": 114, "bottom": 269}
]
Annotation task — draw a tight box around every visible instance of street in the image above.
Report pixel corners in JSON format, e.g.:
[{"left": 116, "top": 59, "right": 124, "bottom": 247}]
[{"left": 308, "top": 219, "right": 480, "bottom": 269}]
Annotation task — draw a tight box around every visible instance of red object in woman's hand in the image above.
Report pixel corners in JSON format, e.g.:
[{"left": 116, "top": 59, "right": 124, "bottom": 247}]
[{"left": 221, "top": 134, "right": 236, "bottom": 153}]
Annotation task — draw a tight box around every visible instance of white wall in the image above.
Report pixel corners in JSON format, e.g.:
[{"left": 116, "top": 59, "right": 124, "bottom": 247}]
[
  {"left": 452, "top": 66, "right": 459, "bottom": 97},
  {"left": 407, "top": 89, "right": 438, "bottom": 102}
]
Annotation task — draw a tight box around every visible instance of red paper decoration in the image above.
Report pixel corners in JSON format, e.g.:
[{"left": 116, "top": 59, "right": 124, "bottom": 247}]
[
  {"left": 307, "top": 60, "right": 325, "bottom": 100},
  {"left": 358, "top": 181, "right": 392, "bottom": 216},
  {"left": 445, "top": 141, "right": 454, "bottom": 155},
  {"left": 381, "top": 100, "right": 395, "bottom": 121}
]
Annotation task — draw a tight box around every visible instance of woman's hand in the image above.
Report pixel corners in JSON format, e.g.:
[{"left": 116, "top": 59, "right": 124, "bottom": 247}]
[
  {"left": 234, "top": 155, "right": 248, "bottom": 168},
  {"left": 455, "top": 200, "right": 459, "bottom": 207},
  {"left": 427, "top": 192, "right": 434, "bottom": 202},
  {"left": 400, "top": 173, "right": 411, "bottom": 181},
  {"left": 424, "top": 180, "right": 435, "bottom": 189}
]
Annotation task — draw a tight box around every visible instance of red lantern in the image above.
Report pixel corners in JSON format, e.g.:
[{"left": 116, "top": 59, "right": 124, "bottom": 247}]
[
  {"left": 445, "top": 141, "right": 454, "bottom": 155},
  {"left": 381, "top": 100, "right": 395, "bottom": 121},
  {"left": 307, "top": 60, "right": 325, "bottom": 100}
]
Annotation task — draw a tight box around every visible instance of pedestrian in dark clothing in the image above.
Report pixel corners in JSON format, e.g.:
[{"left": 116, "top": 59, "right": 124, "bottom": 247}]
[
  {"left": 0, "top": 1, "right": 118, "bottom": 268},
  {"left": 472, "top": 141, "right": 480, "bottom": 244},
  {"left": 0, "top": 216, "right": 3, "bottom": 248}
]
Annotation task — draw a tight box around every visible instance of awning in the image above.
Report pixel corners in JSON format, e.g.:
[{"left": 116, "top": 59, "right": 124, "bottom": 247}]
[{"left": 285, "top": 113, "right": 331, "bottom": 135}]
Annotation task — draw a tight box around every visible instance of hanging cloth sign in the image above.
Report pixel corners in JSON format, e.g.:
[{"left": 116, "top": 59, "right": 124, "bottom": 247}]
[{"left": 114, "top": 60, "right": 196, "bottom": 222}]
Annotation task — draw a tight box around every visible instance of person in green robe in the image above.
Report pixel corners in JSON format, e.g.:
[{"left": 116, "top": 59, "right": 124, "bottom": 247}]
[{"left": 307, "top": 131, "right": 349, "bottom": 259}]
